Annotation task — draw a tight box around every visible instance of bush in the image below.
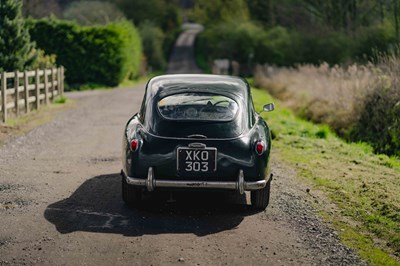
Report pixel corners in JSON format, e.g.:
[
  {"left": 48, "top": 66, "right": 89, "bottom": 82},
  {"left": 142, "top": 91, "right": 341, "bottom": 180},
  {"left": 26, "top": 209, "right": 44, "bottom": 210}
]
[
  {"left": 297, "top": 31, "right": 353, "bottom": 65},
  {"left": 197, "top": 20, "right": 264, "bottom": 72},
  {"left": 28, "top": 19, "right": 142, "bottom": 87},
  {"left": 354, "top": 23, "right": 396, "bottom": 61},
  {"left": 198, "top": 22, "right": 354, "bottom": 70},
  {"left": 351, "top": 58, "right": 400, "bottom": 156},
  {"left": 139, "top": 22, "right": 166, "bottom": 71},
  {"left": 29, "top": 48, "right": 56, "bottom": 69},
  {"left": 256, "top": 26, "right": 295, "bottom": 65}
]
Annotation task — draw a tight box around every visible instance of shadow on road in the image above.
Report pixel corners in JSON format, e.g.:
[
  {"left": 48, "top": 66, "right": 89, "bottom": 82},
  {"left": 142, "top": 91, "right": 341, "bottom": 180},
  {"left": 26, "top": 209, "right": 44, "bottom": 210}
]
[{"left": 44, "top": 173, "right": 256, "bottom": 236}]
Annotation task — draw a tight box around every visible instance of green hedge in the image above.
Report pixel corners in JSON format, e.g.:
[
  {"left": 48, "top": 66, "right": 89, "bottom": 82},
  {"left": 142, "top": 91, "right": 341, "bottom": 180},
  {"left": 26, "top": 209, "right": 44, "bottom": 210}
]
[
  {"left": 197, "top": 21, "right": 356, "bottom": 71},
  {"left": 28, "top": 19, "right": 142, "bottom": 87}
]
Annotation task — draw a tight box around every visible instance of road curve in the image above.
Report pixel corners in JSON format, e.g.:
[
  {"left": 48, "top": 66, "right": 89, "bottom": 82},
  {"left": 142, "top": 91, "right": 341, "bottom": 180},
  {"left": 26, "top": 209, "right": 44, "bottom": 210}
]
[{"left": 0, "top": 26, "right": 364, "bottom": 265}]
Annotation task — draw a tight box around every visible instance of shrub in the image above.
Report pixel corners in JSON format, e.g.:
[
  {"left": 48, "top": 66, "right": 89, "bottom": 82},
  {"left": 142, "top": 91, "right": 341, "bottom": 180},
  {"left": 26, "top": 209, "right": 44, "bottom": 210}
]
[
  {"left": 197, "top": 20, "right": 265, "bottom": 73},
  {"left": 354, "top": 23, "right": 396, "bottom": 61},
  {"left": 197, "top": 22, "right": 354, "bottom": 70},
  {"left": 29, "top": 48, "right": 56, "bottom": 69},
  {"left": 298, "top": 31, "right": 353, "bottom": 65},
  {"left": 28, "top": 19, "right": 142, "bottom": 87},
  {"left": 139, "top": 22, "right": 166, "bottom": 71},
  {"left": 351, "top": 54, "right": 400, "bottom": 156},
  {"left": 256, "top": 26, "right": 296, "bottom": 66}
]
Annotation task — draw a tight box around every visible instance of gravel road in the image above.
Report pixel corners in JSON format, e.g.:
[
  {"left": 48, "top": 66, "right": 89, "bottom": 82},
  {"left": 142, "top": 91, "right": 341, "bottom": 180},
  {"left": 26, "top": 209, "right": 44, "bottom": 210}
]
[{"left": 0, "top": 25, "right": 365, "bottom": 265}]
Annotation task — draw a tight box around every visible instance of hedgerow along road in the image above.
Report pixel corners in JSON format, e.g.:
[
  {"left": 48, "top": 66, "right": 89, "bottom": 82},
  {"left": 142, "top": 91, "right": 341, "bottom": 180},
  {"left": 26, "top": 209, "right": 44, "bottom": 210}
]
[{"left": 0, "top": 24, "right": 364, "bottom": 265}]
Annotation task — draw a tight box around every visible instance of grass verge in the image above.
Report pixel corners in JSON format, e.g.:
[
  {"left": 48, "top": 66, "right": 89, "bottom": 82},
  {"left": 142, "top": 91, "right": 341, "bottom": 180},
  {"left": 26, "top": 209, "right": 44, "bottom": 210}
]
[
  {"left": 0, "top": 100, "right": 72, "bottom": 147},
  {"left": 251, "top": 87, "right": 400, "bottom": 265}
]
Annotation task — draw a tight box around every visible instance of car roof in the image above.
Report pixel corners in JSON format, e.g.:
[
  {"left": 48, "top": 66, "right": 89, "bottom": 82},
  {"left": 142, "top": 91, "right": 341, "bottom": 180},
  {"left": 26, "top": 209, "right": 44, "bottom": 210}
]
[{"left": 145, "top": 74, "right": 249, "bottom": 100}]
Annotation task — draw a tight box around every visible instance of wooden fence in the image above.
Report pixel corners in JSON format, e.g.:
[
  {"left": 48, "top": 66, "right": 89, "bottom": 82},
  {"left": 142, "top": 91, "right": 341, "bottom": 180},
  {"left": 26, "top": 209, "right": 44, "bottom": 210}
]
[{"left": 0, "top": 66, "right": 64, "bottom": 123}]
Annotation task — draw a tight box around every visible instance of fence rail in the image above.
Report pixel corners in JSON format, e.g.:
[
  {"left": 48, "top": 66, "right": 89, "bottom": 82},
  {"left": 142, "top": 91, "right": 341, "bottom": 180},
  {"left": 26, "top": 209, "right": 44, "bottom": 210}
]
[{"left": 0, "top": 66, "right": 64, "bottom": 123}]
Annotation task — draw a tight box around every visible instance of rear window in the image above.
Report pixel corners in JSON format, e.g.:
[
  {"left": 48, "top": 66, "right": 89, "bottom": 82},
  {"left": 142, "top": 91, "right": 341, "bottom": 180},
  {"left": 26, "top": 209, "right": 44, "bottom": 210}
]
[{"left": 158, "top": 93, "right": 239, "bottom": 121}]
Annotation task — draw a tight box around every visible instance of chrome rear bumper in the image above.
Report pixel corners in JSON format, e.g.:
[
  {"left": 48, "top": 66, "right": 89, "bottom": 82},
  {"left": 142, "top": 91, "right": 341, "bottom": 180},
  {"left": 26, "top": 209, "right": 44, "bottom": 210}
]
[{"left": 122, "top": 168, "right": 268, "bottom": 194}]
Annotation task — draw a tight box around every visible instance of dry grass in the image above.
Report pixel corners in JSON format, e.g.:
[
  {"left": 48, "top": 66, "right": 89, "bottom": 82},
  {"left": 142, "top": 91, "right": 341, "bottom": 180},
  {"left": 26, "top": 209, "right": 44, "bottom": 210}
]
[{"left": 254, "top": 63, "right": 380, "bottom": 135}]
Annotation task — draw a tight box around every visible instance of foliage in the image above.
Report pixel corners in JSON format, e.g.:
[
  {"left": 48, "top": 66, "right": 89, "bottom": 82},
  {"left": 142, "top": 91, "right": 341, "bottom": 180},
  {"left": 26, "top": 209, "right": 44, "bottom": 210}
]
[
  {"left": 22, "top": 0, "right": 61, "bottom": 18},
  {"left": 114, "top": 0, "right": 181, "bottom": 32},
  {"left": 351, "top": 53, "right": 400, "bottom": 157},
  {"left": 63, "top": 1, "right": 125, "bottom": 26},
  {"left": 189, "top": 0, "right": 249, "bottom": 26},
  {"left": 29, "top": 48, "right": 57, "bottom": 69},
  {"left": 247, "top": 0, "right": 274, "bottom": 26},
  {"left": 29, "top": 18, "right": 142, "bottom": 87},
  {"left": 53, "top": 95, "right": 66, "bottom": 104},
  {"left": 255, "top": 51, "right": 400, "bottom": 157},
  {"left": 194, "top": 0, "right": 400, "bottom": 68},
  {"left": 197, "top": 21, "right": 354, "bottom": 71},
  {"left": 139, "top": 22, "right": 166, "bottom": 71},
  {"left": 354, "top": 23, "right": 397, "bottom": 61},
  {"left": 0, "top": 0, "right": 35, "bottom": 71}
]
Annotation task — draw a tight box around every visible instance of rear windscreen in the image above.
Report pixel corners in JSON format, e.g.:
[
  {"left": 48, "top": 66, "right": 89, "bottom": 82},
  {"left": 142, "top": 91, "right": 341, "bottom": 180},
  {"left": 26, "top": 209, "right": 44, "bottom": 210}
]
[{"left": 158, "top": 93, "right": 239, "bottom": 121}]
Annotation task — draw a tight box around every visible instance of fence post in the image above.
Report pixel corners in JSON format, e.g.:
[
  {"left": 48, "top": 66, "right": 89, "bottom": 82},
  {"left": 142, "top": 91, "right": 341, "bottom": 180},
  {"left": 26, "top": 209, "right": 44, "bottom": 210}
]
[
  {"left": 50, "top": 68, "right": 55, "bottom": 101},
  {"left": 14, "top": 71, "right": 20, "bottom": 116},
  {"left": 35, "top": 69, "right": 40, "bottom": 110},
  {"left": 24, "top": 71, "right": 29, "bottom": 114},
  {"left": 57, "top": 67, "right": 61, "bottom": 96},
  {"left": 44, "top": 69, "right": 49, "bottom": 105},
  {"left": 1, "top": 72, "right": 7, "bottom": 123},
  {"left": 60, "top": 66, "right": 64, "bottom": 96}
]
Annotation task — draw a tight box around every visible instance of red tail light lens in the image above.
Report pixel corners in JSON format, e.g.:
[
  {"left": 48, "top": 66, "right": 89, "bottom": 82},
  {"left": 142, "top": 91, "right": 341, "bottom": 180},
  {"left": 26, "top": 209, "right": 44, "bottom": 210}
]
[
  {"left": 130, "top": 139, "right": 139, "bottom": 151},
  {"left": 255, "top": 141, "right": 265, "bottom": 155}
]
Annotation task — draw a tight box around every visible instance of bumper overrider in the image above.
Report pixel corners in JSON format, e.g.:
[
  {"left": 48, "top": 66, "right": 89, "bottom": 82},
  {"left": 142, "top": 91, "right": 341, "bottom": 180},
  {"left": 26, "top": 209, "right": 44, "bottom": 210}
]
[{"left": 121, "top": 167, "right": 271, "bottom": 194}]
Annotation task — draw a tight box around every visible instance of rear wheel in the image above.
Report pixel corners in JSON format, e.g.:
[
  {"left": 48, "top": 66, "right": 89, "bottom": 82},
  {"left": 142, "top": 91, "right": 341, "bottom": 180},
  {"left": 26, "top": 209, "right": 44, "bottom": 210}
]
[
  {"left": 251, "top": 180, "right": 271, "bottom": 210},
  {"left": 122, "top": 175, "right": 143, "bottom": 206}
]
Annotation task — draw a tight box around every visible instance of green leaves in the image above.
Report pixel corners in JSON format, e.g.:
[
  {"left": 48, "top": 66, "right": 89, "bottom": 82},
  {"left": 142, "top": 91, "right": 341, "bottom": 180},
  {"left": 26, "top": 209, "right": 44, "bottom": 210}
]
[
  {"left": 0, "top": 0, "right": 35, "bottom": 71},
  {"left": 29, "top": 19, "right": 142, "bottom": 87}
]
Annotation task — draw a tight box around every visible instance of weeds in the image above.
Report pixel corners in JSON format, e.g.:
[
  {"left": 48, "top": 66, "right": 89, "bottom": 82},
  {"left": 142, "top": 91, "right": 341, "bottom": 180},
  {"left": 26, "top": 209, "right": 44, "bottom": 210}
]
[{"left": 53, "top": 96, "right": 66, "bottom": 104}]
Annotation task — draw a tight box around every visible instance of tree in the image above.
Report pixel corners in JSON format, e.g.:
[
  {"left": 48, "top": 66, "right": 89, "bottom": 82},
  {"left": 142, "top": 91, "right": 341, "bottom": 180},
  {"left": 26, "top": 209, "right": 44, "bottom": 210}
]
[
  {"left": 247, "top": 0, "right": 275, "bottom": 26},
  {"left": 63, "top": 1, "right": 125, "bottom": 26},
  {"left": 114, "top": 0, "right": 181, "bottom": 31},
  {"left": 0, "top": 0, "right": 35, "bottom": 71},
  {"left": 189, "top": 0, "right": 250, "bottom": 25},
  {"left": 22, "top": 0, "right": 61, "bottom": 18}
]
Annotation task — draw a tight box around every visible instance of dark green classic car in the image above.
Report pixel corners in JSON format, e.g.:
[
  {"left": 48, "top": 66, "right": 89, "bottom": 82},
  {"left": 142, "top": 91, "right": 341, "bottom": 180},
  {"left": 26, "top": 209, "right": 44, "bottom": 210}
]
[{"left": 121, "top": 74, "right": 274, "bottom": 210}]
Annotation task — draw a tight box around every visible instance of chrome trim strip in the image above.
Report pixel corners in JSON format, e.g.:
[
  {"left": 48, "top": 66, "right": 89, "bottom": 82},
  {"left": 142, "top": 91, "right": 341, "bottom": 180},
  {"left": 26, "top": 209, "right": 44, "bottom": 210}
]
[
  {"left": 123, "top": 170, "right": 267, "bottom": 192},
  {"left": 188, "top": 142, "right": 207, "bottom": 148}
]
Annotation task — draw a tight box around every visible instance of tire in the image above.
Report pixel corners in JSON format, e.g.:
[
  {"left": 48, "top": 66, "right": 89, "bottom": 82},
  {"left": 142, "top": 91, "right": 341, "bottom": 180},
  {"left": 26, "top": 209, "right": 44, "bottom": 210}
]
[
  {"left": 251, "top": 180, "right": 271, "bottom": 210},
  {"left": 122, "top": 175, "right": 142, "bottom": 206}
]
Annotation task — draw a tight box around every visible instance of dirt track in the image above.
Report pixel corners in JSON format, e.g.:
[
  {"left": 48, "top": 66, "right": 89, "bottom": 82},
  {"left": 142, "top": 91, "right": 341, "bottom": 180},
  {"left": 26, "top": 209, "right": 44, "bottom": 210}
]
[{"left": 0, "top": 26, "right": 365, "bottom": 265}]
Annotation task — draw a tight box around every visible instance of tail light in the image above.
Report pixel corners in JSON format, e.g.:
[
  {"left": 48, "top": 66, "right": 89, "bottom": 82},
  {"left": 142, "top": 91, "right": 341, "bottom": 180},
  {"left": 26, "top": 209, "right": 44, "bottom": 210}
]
[
  {"left": 255, "top": 140, "right": 265, "bottom": 155},
  {"left": 130, "top": 139, "right": 139, "bottom": 151}
]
